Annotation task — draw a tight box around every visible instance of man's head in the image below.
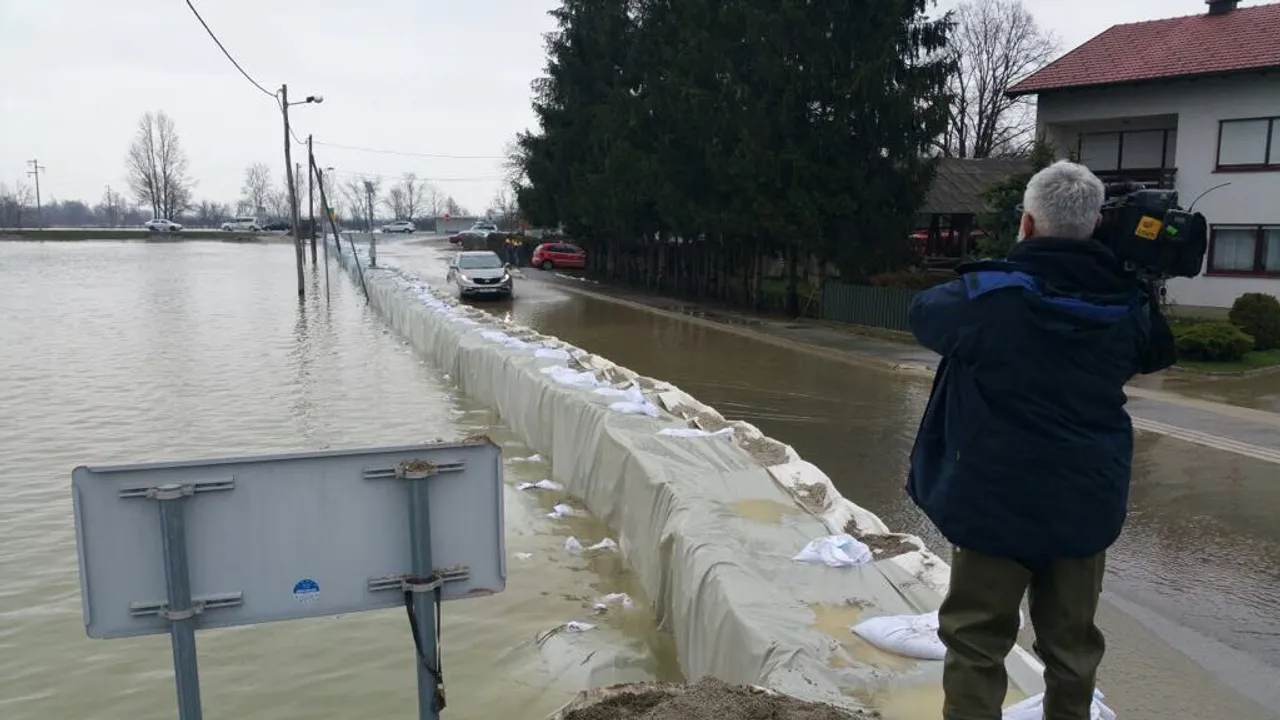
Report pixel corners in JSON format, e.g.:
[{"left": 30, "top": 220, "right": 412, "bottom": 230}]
[{"left": 1019, "top": 160, "right": 1105, "bottom": 242}]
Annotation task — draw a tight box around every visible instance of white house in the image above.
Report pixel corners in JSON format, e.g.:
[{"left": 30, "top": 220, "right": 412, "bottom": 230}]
[{"left": 1009, "top": 0, "right": 1280, "bottom": 311}]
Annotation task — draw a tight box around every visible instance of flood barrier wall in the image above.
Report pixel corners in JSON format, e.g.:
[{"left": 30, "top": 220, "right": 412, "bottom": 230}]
[{"left": 330, "top": 238, "right": 1048, "bottom": 711}]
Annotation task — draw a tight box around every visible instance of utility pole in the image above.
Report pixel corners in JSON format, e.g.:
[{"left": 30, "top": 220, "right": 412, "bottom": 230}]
[
  {"left": 280, "top": 84, "right": 305, "bottom": 299},
  {"left": 27, "top": 159, "right": 45, "bottom": 229},
  {"left": 307, "top": 135, "right": 316, "bottom": 264},
  {"left": 365, "top": 180, "right": 376, "bottom": 267}
]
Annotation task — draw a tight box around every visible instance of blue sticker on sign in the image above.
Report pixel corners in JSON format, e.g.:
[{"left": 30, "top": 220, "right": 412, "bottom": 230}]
[{"left": 292, "top": 578, "right": 320, "bottom": 604}]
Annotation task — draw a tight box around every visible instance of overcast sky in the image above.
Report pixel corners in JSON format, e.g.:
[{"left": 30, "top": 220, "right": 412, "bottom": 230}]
[{"left": 0, "top": 0, "right": 1263, "bottom": 216}]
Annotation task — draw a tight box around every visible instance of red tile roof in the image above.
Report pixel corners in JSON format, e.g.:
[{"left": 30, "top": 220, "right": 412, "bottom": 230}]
[{"left": 1008, "top": 2, "right": 1280, "bottom": 96}]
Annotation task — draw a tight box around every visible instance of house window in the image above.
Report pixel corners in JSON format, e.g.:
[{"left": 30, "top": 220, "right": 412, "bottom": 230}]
[
  {"left": 1207, "top": 225, "right": 1280, "bottom": 276},
  {"left": 1078, "top": 129, "right": 1176, "bottom": 173},
  {"left": 1216, "top": 118, "right": 1279, "bottom": 170}
]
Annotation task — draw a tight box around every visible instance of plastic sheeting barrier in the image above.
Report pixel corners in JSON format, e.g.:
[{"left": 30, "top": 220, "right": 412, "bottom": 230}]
[{"left": 332, "top": 241, "right": 1061, "bottom": 712}]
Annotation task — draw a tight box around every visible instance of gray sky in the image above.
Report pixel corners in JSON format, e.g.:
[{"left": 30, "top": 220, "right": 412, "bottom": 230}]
[{"left": 0, "top": 0, "right": 1260, "bottom": 216}]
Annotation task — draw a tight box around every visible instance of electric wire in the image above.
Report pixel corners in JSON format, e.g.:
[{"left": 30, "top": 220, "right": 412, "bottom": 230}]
[{"left": 183, "top": 0, "right": 276, "bottom": 99}]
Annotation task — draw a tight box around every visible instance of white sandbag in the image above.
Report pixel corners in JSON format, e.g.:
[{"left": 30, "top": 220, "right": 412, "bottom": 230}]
[
  {"left": 851, "top": 611, "right": 946, "bottom": 660},
  {"left": 658, "top": 427, "right": 735, "bottom": 438},
  {"left": 546, "top": 504, "right": 577, "bottom": 519},
  {"left": 792, "top": 534, "right": 873, "bottom": 567},
  {"left": 851, "top": 609, "right": 1029, "bottom": 661},
  {"left": 1002, "top": 690, "right": 1116, "bottom": 720},
  {"left": 518, "top": 480, "right": 563, "bottom": 491}
]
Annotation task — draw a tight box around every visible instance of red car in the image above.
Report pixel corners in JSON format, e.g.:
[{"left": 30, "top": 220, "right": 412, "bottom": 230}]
[{"left": 531, "top": 242, "right": 587, "bottom": 270}]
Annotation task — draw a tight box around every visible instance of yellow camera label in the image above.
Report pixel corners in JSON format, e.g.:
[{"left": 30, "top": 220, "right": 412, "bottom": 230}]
[{"left": 1135, "top": 215, "right": 1163, "bottom": 241}]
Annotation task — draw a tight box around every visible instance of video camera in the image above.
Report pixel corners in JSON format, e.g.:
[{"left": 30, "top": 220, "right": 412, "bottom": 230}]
[{"left": 1094, "top": 181, "right": 1208, "bottom": 280}]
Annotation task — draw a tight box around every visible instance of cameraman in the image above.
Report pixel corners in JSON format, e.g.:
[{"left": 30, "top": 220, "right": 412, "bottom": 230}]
[{"left": 906, "top": 160, "right": 1175, "bottom": 720}]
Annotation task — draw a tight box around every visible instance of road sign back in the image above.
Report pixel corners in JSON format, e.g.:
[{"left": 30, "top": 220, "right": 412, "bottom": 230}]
[{"left": 72, "top": 440, "right": 505, "bottom": 640}]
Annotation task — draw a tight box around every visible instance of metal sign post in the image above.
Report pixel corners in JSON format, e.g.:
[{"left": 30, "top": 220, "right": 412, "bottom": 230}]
[{"left": 72, "top": 441, "right": 505, "bottom": 720}]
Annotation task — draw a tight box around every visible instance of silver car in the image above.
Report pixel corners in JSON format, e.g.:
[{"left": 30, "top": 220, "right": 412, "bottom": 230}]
[{"left": 446, "top": 251, "right": 513, "bottom": 300}]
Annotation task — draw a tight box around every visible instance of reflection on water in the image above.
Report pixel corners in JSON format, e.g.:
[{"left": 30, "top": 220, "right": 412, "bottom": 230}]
[
  {"left": 1133, "top": 371, "right": 1280, "bottom": 414},
  {"left": 0, "top": 242, "right": 677, "bottom": 720}
]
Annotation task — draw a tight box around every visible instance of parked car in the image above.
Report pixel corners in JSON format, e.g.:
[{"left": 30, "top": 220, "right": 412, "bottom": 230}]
[
  {"left": 221, "top": 217, "right": 261, "bottom": 232},
  {"left": 144, "top": 218, "right": 182, "bottom": 232},
  {"left": 451, "top": 229, "right": 490, "bottom": 248},
  {"left": 471, "top": 221, "right": 498, "bottom": 233},
  {"left": 382, "top": 220, "right": 415, "bottom": 234},
  {"left": 446, "top": 251, "right": 513, "bottom": 300},
  {"left": 531, "top": 242, "right": 586, "bottom": 270},
  {"left": 261, "top": 220, "right": 291, "bottom": 232}
]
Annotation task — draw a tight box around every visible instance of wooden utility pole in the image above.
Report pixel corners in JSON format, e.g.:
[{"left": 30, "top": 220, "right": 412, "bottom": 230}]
[
  {"left": 364, "top": 180, "right": 376, "bottom": 267},
  {"left": 27, "top": 159, "right": 45, "bottom": 229},
  {"left": 307, "top": 135, "right": 317, "bottom": 263},
  {"left": 280, "top": 84, "right": 304, "bottom": 299}
]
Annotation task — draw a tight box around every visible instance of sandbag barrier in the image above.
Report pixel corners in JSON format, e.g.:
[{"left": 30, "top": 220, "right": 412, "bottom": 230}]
[{"left": 328, "top": 236, "right": 1049, "bottom": 712}]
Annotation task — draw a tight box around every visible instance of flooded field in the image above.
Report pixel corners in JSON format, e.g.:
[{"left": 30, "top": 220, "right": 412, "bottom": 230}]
[
  {"left": 0, "top": 241, "right": 678, "bottom": 720},
  {"left": 381, "top": 237, "right": 1280, "bottom": 720}
]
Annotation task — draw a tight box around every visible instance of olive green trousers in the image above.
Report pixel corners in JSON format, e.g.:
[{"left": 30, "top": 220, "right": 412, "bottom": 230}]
[{"left": 939, "top": 546, "right": 1107, "bottom": 720}]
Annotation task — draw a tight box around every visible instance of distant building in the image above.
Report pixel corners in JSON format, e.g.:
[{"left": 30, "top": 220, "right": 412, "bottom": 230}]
[
  {"left": 433, "top": 216, "right": 483, "bottom": 235},
  {"left": 1009, "top": 0, "right": 1280, "bottom": 310}
]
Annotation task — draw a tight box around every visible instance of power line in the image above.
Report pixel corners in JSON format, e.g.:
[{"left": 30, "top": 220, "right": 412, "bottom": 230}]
[
  {"left": 323, "top": 168, "right": 505, "bottom": 183},
  {"left": 313, "top": 140, "right": 504, "bottom": 160},
  {"left": 184, "top": 0, "right": 276, "bottom": 99}
]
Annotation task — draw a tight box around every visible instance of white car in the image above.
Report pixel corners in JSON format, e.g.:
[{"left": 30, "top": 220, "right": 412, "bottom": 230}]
[
  {"left": 471, "top": 221, "right": 498, "bottom": 233},
  {"left": 381, "top": 220, "right": 415, "bottom": 234},
  {"left": 446, "top": 251, "right": 513, "bottom": 300},
  {"left": 221, "top": 216, "right": 261, "bottom": 232},
  {"left": 145, "top": 218, "right": 182, "bottom": 232}
]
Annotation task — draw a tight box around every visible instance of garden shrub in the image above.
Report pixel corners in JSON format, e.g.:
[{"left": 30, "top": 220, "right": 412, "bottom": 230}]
[
  {"left": 1174, "top": 321, "right": 1255, "bottom": 362},
  {"left": 1227, "top": 292, "right": 1280, "bottom": 350}
]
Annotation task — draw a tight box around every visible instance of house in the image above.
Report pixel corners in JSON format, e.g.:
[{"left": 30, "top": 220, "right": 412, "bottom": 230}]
[
  {"left": 915, "top": 157, "right": 1031, "bottom": 265},
  {"left": 1008, "top": 0, "right": 1280, "bottom": 311}
]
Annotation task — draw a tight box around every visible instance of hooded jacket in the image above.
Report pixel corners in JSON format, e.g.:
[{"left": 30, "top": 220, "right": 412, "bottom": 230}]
[{"left": 906, "top": 237, "right": 1175, "bottom": 559}]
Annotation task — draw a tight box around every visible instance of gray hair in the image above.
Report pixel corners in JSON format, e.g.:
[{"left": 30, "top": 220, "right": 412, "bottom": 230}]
[{"left": 1022, "top": 160, "right": 1105, "bottom": 240}]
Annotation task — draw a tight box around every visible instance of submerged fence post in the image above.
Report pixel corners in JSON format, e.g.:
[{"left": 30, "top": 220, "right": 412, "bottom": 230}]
[{"left": 156, "top": 484, "right": 203, "bottom": 720}]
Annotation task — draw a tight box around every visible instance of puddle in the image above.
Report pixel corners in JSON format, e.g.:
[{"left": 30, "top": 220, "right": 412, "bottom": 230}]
[
  {"left": 848, "top": 681, "right": 1027, "bottom": 720},
  {"left": 809, "top": 603, "right": 916, "bottom": 673},
  {"left": 730, "top": 498, "right": 802, "bottom": 524}
]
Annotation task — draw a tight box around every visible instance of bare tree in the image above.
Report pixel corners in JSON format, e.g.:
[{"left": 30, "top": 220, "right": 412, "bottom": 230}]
[
  {"left": 444, "top": 196, "right": 465, "bottom": 217},
  {"left": 422, "top": 183, "right": 444, "bottom": 218},
  {"left": 195, "top": 200, "right": 229, "bottom": 228},
  {"left": 266, "top": 188, "right": 290, "bottom": 221},
  {"left": 240, "top": 163, "right": 273, "bottom": 217},
  {"left": 342, "top": 177, "right": 382, "bottom": 230},
  {"left": 942, "top": 0, "right": 1058, "bottom": 158},
  {"left": 0, "top": 182, "right": 35, "bottom": 228},
  {"left": 487, "top": 186, "right": 521, "bottom": 230},
  {"left": 387, "top": 186, "right": 409, "bottom": 220},
  {"left": 126, "top": 111, "right": 194, "bottom": 219},
  {"left": 97, "top": 186, "right": 126, "bottom": 227}
]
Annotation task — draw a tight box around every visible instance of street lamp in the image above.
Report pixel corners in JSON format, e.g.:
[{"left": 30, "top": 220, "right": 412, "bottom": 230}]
[{"left": 279, "top": 84, "right": 322, "bottom": 299}]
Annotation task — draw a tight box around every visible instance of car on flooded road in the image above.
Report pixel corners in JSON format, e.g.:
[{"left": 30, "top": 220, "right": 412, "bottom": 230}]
[
  {"left": 446, "top": 250, "right": 513, "bottom": 300},
  {"left": 531, "top": 242, "right": 586, "bottom": 271},
  {"left": 381, "top": 220, "right": 415, "bottom": 234},
  {"left": 144, "top": 218, "right": 182, "bottom": 232}
]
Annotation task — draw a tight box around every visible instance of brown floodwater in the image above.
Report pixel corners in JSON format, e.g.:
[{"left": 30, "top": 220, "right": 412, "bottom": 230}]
[{"left": 383, "top": 237, "right": 1280, "bottom": 720}]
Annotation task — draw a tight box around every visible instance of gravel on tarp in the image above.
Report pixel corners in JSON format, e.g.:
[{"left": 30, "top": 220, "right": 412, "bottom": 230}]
[{"left": 556, "top": 678, "right": 871, "bottom": 720}]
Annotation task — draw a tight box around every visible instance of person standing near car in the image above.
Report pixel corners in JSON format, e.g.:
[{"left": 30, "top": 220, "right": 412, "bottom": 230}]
[
  {"left": 505, "top": 235, "right": 524, "bottom": 267},
  {"left": 905, "top": 160, "right": 1175, "bottom": 720}
]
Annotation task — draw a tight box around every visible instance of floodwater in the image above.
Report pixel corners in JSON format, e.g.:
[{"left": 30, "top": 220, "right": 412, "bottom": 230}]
[
  {"left": 381, "top": 236, "right": 1280, "bottom": 720},
  {"left": 0, "top": 241, "right": 679, "bottom": 720}
]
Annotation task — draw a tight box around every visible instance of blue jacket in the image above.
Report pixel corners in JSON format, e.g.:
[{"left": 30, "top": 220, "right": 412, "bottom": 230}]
[{"left": 906, "top": 237, "right": 1175, "bottom": 559}]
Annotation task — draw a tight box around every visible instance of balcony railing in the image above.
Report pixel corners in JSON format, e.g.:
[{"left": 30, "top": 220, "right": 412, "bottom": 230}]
[{"left": 1090, "top": 167, "right": 1177, "bottom": 190}]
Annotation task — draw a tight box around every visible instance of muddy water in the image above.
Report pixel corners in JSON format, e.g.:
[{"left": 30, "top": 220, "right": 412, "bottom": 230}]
[
  {"left": 0, "top": 242, "right": 678, "bottom": 720},
  {"left": 380, "top": 238, "right": 1280, "bottom": 719}
]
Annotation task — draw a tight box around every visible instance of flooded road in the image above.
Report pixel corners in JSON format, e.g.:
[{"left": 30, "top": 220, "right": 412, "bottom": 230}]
[
  {"left": 382, "top": 237, "right": 1280, "bottom": 719},
  {"left": 0, "top": 241, "right": 678, "bottom": 720}
]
